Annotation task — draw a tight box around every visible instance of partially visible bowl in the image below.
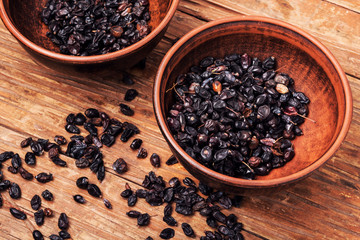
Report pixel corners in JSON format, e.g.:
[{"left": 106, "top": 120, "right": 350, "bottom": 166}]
[
  {"left": 0, "top": 0, "right": 179, "bottom": 72},
  {"left": 154, "top": 16, "right": 353, "bottom": 195}
]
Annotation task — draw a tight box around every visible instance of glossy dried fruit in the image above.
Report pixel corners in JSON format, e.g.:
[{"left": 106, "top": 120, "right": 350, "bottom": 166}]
[
  {"left": 31, "top": 194, "right": 42, "bottom": 210},
  {"left": 18, "top": 167, "right": 33, "bottom": 180},
  {"left": 127, "top": 210, "right": 141, "bottom": 218},
  {"left": 35, "top": 173, "right": 53, "bottom": 183},
  {"left": 120, "top": 103, "right": 134, "bottom": 116},
  {"left": 58, "top": 213, "right": 69, "bottom": 230},
  {"left": 137, "top": 148, "right": 148, "bottom": 158},
  {"left": 32, "top": 230, "right": 44, "bottom": 240},
  {"left": 42, "top": 189, "right": 54, "bottom": 201},
  {"left": 103, "top": 199, "right": 112, "bottom": 209},
  {"left": 11, "top": 153, "right": 22, "bottom": 169},
  {"left": 44, "top": 208, "right": 53, "bottom": 217},
  {"left": 87, "top": 184, "right": 102, "bottom": 198},
  {"left": 124, "top": 89, "right": 138, "bottom": 102},
  {"left": 113, "top": 158, "right": 128, "bottom": 174},
  {"left": 9, "top": 182, "right": 21, "bottom": 199},
  {"left": 138, "top": 213, "right": 150, "bottom": 226},
  {"left": 25, "top": 152, "right": 36, "bottom": 165},
  {"left": 10, "top": 208, "right": 26, "bottom": 220},
  {"left": 34, "top": 209, "right": 45, "bottom": 226},
  {"left": 130, "top": 139, "right": 143, "bottom": 150},
  {"left": 150, "top": 153, "right": 160, "bottom": 167},
  {"left": 73, "top": 194, "right": 86, "bottom": 204},
  {"left": 182, "top": 223, "right": 195, "bottom": 237},
  {"left": 165, "top": 155, "right": 178, "bottom": 165},
  {"left": 159, "top": 228, "right": 175, "bottom": 239},
  {"left": 76, "top": 177, "right": 89, "bottom": 189}
]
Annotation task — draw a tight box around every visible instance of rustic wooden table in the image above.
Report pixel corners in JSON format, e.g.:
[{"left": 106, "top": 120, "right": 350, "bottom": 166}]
[{"left": 0, "top": 0, "right": 359, "bottom": 239}]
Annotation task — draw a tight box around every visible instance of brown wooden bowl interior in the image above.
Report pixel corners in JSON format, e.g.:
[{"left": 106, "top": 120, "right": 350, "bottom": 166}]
[
  {"left": 4, "top": 0, "right": 169, "bottom": 53},
  {"left": 0, "top": 0, "right": 176, "bottom": 68},
  {"left": 154, "top": 17, "right": 352, "bottom": 191}
]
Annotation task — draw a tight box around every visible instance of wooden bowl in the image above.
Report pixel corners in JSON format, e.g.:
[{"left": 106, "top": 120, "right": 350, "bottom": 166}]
[
  {"left": 153, "top": 16, "right": 353, "bottom": 195},
  {"left": 0, "top": 0, "right": 179, "bottom": 72}
]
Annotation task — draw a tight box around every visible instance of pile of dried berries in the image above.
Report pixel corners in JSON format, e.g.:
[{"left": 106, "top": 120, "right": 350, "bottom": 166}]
[
  {"left": 121, "top": 171, "right": 244, "bottom": 239},
  {"left": 167, "top": 54, "right": 312, "bottom": 179},
  {"left": 41, "top": 0, "right": 151, "bottom": 55},
  {"left": 64, "top": 108, "right": 140, "bottom": 181}
]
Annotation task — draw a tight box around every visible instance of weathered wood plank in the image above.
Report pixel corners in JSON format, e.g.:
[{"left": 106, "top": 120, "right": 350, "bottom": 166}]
[
  {"left": 325, "top": 0, "right": 360, "bottom": 13},
  {"left": 0, "top": 1, "right": 359, "bottom": 239},
  {"left": 178, "top": 0, "right": 360, "bottom": 77}
]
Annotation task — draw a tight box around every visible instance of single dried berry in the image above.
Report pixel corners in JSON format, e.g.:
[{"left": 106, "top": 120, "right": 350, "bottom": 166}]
[
  {"left": 127, "top": 210, "right": 141, "bottom": 218},
  {"left": 101, "top": 133, "right": 115, "bottom": 147},
  {"left": 58, "top": 213, "right": 69, "bottom": 230},
  {"left": 150, "top": 153, "right": 160, "bottom": 167},
  {"left": 32, "top": 230, "right": 44, "bottom": 240},
  {"left": 163, "top": 216, "right": 177, "bottom": 226},
  {"left": 87, "top": 184, "right": 102, "bottom": 198},
  {"left": 49, "top": 235, "right": 62, "bottom": 240},
  {"left": 35, "top": 173, "right": 53, "bottom": 183},
  {"left": 137, "top": 148, "right": 148, "bottom": 158},
  {"left": 136, "top": 189, "right": 147, "bottom": 198},
  {"left": 11, "top": 153, "right": 22, "bottom": 169},
  {"left": 137, "top": 213, "right": 150, "bottom": 226},
  {"left": 59, "top": 230, "right": 71, "bottom": 239},
  {"left": 165, "top": 156, "right": 178, "bottom": 165},
  {"left": 0, "top": 180, "right": 11, "bottom": 191},
  {"left": 21, "top": 137, "right": 32, "bottom": 148},
  {"left": 120, "top": 103, "right": 134, "bottom": 116},
  {"left": 52, "top": 157, "right": 67, "bottom": 167},
  {"left": 44, "top": 208, "right": 53, "bottom": 217},
  {"left": 124, "top": 89, "right": 138, "bottom": 102},
  {"left": 128, "top": 194, "right": 138, "bottom": 207},
  {"left": 48, "top": 147, "right": 59, "bottom": 159},
  {"left": 31, "top": 194, "right": 42, "bottom": 210},
  {"left": 10, "top": 208, "right": 26, "bottom": 220},
  {"left": 182, "top": 223, "right": 195, "bottom": 237},
  {"left": 74, "top": 113, "right": 86, "bottom": 125},
  {"left": 160, "top": 228, "right": 175, "bottom": 239},
  {"left": 121, "top": 189, "right": 133, "bottom": 198},
  {"left": 76, "top": 177, "right": 89, "bottom": 189},
  {"left": 103, "top": 199, "right": 113, "bottom": 209},
  {"left": 9, "top": 182, "right": 21, "bottom": 199},
  {"left": 65, "top": 124, "right": 80, "bottom": 134},
  {"left": 18, "top": 167, "right": 34, "bottom": 180},
  {"left": 112, "top": 158, "right": 128, "bottom": 174},
  {"left": 7, "top": 166, "right": 17, "bottom": 174},
  {"left": 122, "top": 73, "right": 135, "bottom": 85},
  {"left": 130, "top": 139, "right": 143, "bottom": 150},
  {"left": 276, "top": 83, "right": 289, "bottom": 94},
  {"left": 73, "top": 194, "right": 86, "bottom": 204},
  {"left": 25, "top": 152, "right": 36, "bottom": 165},
  {"left": 85, "top": 108, "right": 100, "bottom": 118},
  {"left": 54, "top": 135, "right": 67, "bottom": 145},
  {"left": 34, "top": 209, "right": 45, "bottom": 226},
  {"left": 42, "top": 189, "right": 54, "bottom": 201},
  {"left": 164, "top": 204, "right": 173, "bottom": 217}
]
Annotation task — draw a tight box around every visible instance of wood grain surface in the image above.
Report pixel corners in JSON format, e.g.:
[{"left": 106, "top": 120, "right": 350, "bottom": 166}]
[{"left": 0, "top": 0, "right": 359, "bottom": 239}]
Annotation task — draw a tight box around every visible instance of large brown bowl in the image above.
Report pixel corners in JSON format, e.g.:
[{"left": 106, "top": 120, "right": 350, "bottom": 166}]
[
  {"left": 0, "top": 0, "right": 179, "bottom": 72},
  {"left": 153, "top": 16, "right": 353, "bottom": 195}
]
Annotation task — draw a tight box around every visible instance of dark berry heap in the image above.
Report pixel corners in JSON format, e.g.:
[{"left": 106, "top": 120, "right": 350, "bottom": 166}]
[
  {"left": 123, "top": 171, "right": 245, "bottom": 239},
  {"left": 168, "top": 54, "right": 311, "bottom": 179},
  {"left": 41, "top": 0, "right": 151, "bottom": 56},
  {"left": 64, "top": 108, "right": 140, "bottom": 182}
]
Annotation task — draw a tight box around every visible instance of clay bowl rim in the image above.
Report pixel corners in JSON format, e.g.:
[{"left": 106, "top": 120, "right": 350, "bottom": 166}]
[
  {"left": 0, "top": 0, "right": 179, "bottom": 64},
  {"left": 154, "top": 16, "right": 353, "bottom": 188}
]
